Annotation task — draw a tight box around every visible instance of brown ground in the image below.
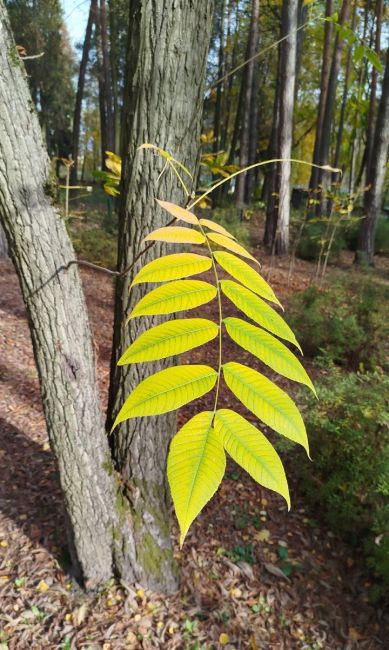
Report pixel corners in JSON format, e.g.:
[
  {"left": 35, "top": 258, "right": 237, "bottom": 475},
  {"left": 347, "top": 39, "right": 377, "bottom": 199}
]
[{"left": 0, "top": 243, "right": 388, "bottom": 650}]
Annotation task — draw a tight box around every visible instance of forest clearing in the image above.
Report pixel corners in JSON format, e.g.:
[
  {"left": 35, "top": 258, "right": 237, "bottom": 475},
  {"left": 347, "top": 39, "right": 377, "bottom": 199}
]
[{"left": 0, "top": 0, "right": 389, "bottom": 648}]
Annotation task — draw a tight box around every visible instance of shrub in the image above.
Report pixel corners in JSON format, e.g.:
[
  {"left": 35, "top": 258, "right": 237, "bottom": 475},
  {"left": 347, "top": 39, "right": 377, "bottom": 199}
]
[
  {"left": 70, "top": 227, "right": 117, "bottom": 269},
  {"left": 297, "top": 369, "right": 389, "bottom": 592},
  {"left": 296, "top": 219, "right": 347, "bottom": 262},
  {"left": 287, "top": 279, "right": 389, "bottom": 370}
]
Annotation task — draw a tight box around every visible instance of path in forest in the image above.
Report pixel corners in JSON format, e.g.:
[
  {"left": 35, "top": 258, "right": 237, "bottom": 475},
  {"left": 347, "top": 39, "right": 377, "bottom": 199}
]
[{"left": 0, "top": 257, "right": 387, "bottom": 649}]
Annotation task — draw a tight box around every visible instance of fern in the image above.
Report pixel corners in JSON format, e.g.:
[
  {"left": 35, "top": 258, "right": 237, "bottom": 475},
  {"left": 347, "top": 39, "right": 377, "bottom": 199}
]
[{"left": 112, "top": 160, "right": 316, "bottom": 546}]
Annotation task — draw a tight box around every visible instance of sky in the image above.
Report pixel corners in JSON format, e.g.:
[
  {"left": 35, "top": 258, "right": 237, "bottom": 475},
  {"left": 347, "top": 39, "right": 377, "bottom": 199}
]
[{"left": 62, "top": 0, "right": 89, "bottom": 50}]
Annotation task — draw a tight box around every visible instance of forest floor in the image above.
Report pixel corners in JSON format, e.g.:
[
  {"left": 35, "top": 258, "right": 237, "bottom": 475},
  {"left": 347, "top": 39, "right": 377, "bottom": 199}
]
[{"left": 1, "top": 216, "right": 389, "bottom": 649}]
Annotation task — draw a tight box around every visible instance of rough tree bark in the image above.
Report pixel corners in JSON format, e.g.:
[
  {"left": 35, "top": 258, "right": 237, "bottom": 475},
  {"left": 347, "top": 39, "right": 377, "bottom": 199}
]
[
  {"left": 0, "top": 0, "right": 134, "bottom": 590},
  {"left": 235, "top": 0, "right": 260, "bottom": 208},
  {"left": 356, "top": 48, "right": 389, "bottom": 265},
  {"left": 107, "top": 0, "right": 214, "bottom": 592},
  {"left": 70, "top": 0, "right": 96, "bottom": 185},
  {"left": 213, "top": 0, "right": 226, "bottom": 154},
  {"left": 364, "top": 0, "right": 384, "bottom": 184}
]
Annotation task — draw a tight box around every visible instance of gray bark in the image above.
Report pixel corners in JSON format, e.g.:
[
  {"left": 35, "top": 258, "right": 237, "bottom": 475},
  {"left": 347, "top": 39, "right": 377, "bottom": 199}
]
[
  {"left": 107, "top": 0, "right": 214, "bottom": 592},
  {"left": 0, "top": 1, "right": 133, "bottom": 590},
  {"left": 356, "top": 48, "right": 389, "bottom": 265},
  {"left": 0, "top": 223, "right": 8, "bottom": 258},
  {"left": 235, "top": 0, "right": 260, "bottom": 207},
  {"left": 274, "top": 0, "right": 298, "bottom": 254}
]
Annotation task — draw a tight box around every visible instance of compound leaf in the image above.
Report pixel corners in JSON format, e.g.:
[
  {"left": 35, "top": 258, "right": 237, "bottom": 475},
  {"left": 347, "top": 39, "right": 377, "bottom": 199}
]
[
  {"left": 168, "top": 411, "right": 225, "bottom": 546},
  {"left": 113, "top": 365, "right": 218, "bottom": 426},
  {"left": 128, "top": 280, "right": 217, "bottom": 319},
  {"left": 214, "top": 409, "right": 290, "bottom": 508},
  {"left": 222, "top": 362, "right": 309, "bottom": 453},
  {"left": 207, "top": 233, "right": 259, "bottom": 263},
  {"left": 156, "top": 199, "right": 199, "bottom": 225},
  {"left": 224, "top": 317, "right": 315, "bottom": 394},
  {"left": 199, "top": 218, "right": 235, "bottom": 239},
  {"left": 119, "top": 318, "right": 219, "bottom": 364},
  {"left": 214, "top": 251, "right": 282, "bottom": 307},
  {"left": 220, "top": 280, "right": 301, "bottom": 352},
  {"left": 144, "top": 226, "right": 205, "bottom": 245},
  {"left": 131, "top": 253, "right": 212, "bottom": 285}
]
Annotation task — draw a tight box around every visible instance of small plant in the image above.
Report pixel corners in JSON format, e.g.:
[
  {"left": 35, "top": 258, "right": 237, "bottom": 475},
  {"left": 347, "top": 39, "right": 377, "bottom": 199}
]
[
  {"left": 112, "top": 149, "right": 317, "bottom": 544},
  {"left": 296, "top": 368, "right": 389, "bottom": 591}
]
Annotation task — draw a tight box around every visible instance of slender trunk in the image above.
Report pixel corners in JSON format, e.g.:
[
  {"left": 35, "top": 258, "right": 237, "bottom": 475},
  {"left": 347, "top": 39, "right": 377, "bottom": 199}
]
[
  {"left": 107, "top": 0, "right": 214, "bottom": 592},
  {"left": 316, "top": 0, "right": 352, "bottom": 210},
  {"left": 109, "top": 0, "right": 121, "bottom": 153},
  {"left": 263, "top": 46, "right": 281, "bottom": 248},
  {"left": 349, "top": 6, "right": 369, "bottom": 193},
  {"left": 331, "top": 2, "right": 356, "bottom": 185},
  {"left": 96, "top": 10, "right": 108, "bottom": 167},
  {"left": 213, "top": 0, "right": 226, "bottom": 154},
  {"left": 235, "top": 0, "right": 260, "bottom": 207},
  {"left": 356, "top": 48, "right": 389, "bottom": 265},
  {"left": 365, "top": 0, "right": 384, "bottom": 182},
  {"left": 307, "top": 0, "right": 333, "bottom": 208},
  {"left": 0, "top": 1, "right": 133, "bottom": 590},
  {"left": 99, "top": 0, "right": 115, "bottom": 153},
  {"left": 70, "top": 0, "right": 96, "bottom": 185},
  {"left": 273, "top": 0, "right": 298, "bottom": 254}
]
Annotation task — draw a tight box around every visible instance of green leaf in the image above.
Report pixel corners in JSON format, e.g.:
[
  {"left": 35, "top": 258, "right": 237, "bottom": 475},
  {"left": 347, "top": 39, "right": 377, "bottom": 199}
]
[
  {"left": 220, "top": 280, "right": 301, "bottom": 352},
  {"left": 168, "top": 411, "right": 225, "bottom": 545},
  {"left": 214, "top": 251, "right": 282, "bottom": 307},
  {"left": 144, "top": 226, "right": 205, "bottom": 244},
  {"left": 128, "top": 280, "right": 217, "bottom": 319},
  {"left": 199, "top": 218, "right": 235, "bottom": 239},
  {"left": 131, "top": 253, "right": 212, "bottom": 285},
  {"left": 118, "top": 318, "right": 219, "bottom": 364},
  {"left": 207, "top": 233, "right": 259, "bottom": 263},
  {"left": 222, "top": 362, "right": 309, "bottom": 453},
  {"left": 214, "top": 409, "right": 290, "bottom": 508},
  {"left": 113, "top": 365, "right": 218, "bottom": 427},
  {"left": 156, "top": 199, "right": 199, "bottom": 225},
  {"left": 224, "top": 317, "right": 315, "bottom": 394}
]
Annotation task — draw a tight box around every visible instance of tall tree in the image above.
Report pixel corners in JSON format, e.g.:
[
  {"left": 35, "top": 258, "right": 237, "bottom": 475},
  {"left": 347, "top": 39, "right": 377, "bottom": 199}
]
[
  {"left": 264, "top": 0, "right": 298, "bottom": 254},
  {"left": 0, "top": 0, "right": 133, "bottom": 589},
  {"left": 71, "top": 0, "right": 97, "bottom": 184},
  {"left": 107, "top": 0, "right": 214, "bottom": 591},
  {"left": 356, "top": 47, "right": 389, "bottom": 265},
  {"left": 235, "top": 0, "right": 260, "bottom": 207},
  {"left": 364, "top": 0, "right": 384, "bottom": 184}
]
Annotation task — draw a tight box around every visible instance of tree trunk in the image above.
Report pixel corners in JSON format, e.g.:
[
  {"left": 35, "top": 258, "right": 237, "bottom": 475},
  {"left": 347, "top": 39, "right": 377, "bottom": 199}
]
[
  {"left": 307, "top": 0, "right": 333, "bottom": 210},
  {"left": 70, "top": 0, "right": 96, "bottom": 185},
  {"left": 274, "top": 0, "right": 298, "bottom": 254},
  {"left": 107, "top": 0, "right": 214, "bottom": 593},
  {"left": 235, "top": 0, "right": 260, "bottom": 208},
  {"left": 99, "top": 0, "right": 115, "bottom": 154},
  {"left": 263, "top": 44, "right": 281, "bottom": 248},
  {"left": 0, "top": 0, "right": 134, "bottom": 590},
  {"left": 364, "top": 0, "right": 384, "bottom": 183},
  {"left": 316, "top": 0, "right": 351, "bottom": 211},
  {"left": 264, "top": 0, "right": 298, "bottom": 254},
  {"left": 213, "top": 0, "right": 226, "bottom": 154},
  {"left": 356, "top": 48, "right": 389, "bottom": 265},
  {"left": 0, "top": 224, "right": 8, "bottom": 258}
]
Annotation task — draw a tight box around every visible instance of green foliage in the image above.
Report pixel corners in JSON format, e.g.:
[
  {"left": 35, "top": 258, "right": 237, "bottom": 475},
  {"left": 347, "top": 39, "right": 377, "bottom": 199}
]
[
  {"left": 114, "top": 199, "right": 313, "bottom": 544},
  {"left": 287, "top": 279, "right": 389, "bottom": 370},
  {"left": 70, "top": 227, "right": 117, "bottom": 269},
  {"left": 296, "top": 369, "right": 389, "bottom": 590}
]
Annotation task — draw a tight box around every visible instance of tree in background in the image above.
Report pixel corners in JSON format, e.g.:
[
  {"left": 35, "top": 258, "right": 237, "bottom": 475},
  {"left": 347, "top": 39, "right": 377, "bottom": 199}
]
[
  {"left": 5, "top": 0, "right": 75, "bottom": 158},
  {"left": 356, "top": 47, "right": 389, "bottom": 265}
]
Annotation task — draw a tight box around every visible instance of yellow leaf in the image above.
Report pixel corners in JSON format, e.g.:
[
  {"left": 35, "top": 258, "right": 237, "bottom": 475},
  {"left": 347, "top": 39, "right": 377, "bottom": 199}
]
[
  {"left": 224, "top": 317, "right": 315, "bottom": 393},
  {"left": 214, "top": 409, "right": 290, "bottom": 508},
  {"left": 214, "top": 251, "right": 281, "bottom": 307},
  {"left": 199, "top": 218, "right": 235, "bottom": 239},
  {"left": 220, "top": 280, "right": 301, "bottom": 352},
  {"left": 219, "top": 633, "right": 230, "bottom": 645},
  {"left": 255, "top": 529, "right": 271, "bottom": 542},
  {"left": 131, "top": 253, "right": 211, "bottom": 285},
  {"left": 128, "top": 280, "right": 217, "bottom": 319},
  {"left": 118, "top": 318, "right": 218, "bottom": 364},
  {"left": 113, "top": 365, "right": 218, "bottom": 427},
  {"left": 0, "top": 540, "right": 8, "bottom": 548},
  {"left": 167, "top": 412, "right": 225, "bottom": 545},
  {"left": 143, "top": 226, "right": 205, "bottom": 245},
  {"left": 222, "top": 362, "right": 309, "bottom": 453},
  {"left": 37, "top": 580, "right": 49, "bottom": 593},
  {"left": 156, "top": 199, "right": 199, "bottom": 225},
  {"left": 207, "top": 232, "right": 259, "bottom": 263}
]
